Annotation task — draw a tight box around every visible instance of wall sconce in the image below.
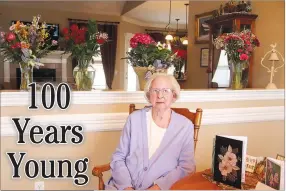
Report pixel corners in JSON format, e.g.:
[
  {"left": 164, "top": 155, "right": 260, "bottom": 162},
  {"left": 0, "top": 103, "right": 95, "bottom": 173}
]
[{"left": 260, "top": 43, "right": 284, "bottom": 89}]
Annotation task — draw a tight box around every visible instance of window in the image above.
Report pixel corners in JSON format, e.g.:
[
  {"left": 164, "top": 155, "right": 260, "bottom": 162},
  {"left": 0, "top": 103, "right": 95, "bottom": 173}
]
[
  {"left": 91, "top": 48, "right": 107, "bottom": 90},
  {"left": 124, "top": 33, "right": 139, "bottom": 91},
  {"left": 211, "top": 50, "right": 230, "bottom": 87}
]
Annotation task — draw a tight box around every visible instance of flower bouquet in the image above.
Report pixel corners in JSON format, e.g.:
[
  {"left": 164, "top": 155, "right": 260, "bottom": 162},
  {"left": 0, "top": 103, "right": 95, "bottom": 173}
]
[
  {"left": 123, "top": 33, "right": 175, "bottom": 90},
  {"left": 0, "top": 15, "right": 57, "bottom": 90},
  {"left": 171, "top": 36, "right": 187, "bottom": 80},
  {"left": 213, "top": 29, "right": 260, "bottom": 89},
  {"left": 60, "top": 20, "right": 108, "bottom": 90}
]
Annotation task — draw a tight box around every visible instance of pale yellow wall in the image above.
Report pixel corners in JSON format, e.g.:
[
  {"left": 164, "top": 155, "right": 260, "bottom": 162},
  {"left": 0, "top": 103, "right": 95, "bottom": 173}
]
[
  {"left": 0, "top": 4, "right": 145, "bottom": 89},
  {"left": 186, "top": 1, "right": 285, "bottom": 89},
  {"left": 252, "top": 1, "right": 285, "bottom": 89}
]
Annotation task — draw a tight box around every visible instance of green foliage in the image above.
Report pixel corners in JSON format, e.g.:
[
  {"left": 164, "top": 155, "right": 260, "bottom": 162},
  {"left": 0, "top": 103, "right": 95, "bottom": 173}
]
[{"left": 125, "top": 43, "right": 173, "bottom": 67}]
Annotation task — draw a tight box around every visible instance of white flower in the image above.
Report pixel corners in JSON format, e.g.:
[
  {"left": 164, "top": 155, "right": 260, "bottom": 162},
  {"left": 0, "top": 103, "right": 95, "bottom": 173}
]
[
  {"left": 9, "top": 25, "right": 15, "bottom": 31},
  {"left": 224, "top": 151, "right": 238, "bottom": 166},
  {"left": 219, "top": 160, "right": 233, "bottom": 176}
]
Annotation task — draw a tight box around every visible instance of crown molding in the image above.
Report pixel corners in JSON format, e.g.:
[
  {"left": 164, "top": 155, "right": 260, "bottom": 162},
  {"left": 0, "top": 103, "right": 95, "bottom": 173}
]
[{"left": 0, "top": 89, "right": 284, "bottom": 107}]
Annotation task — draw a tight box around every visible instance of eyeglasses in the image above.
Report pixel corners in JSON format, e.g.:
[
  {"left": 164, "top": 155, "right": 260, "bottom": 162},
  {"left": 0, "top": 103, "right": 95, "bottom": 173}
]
[{"left": 149, "top": 88, "right": 173, "bottom": 95}]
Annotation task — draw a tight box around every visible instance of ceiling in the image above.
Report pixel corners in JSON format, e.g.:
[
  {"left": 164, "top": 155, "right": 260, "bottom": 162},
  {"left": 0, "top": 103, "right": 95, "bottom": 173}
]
[
  {"left": 1, "top": 1, "right": 126, "bottom": 16},
  {"left": 124, "top": 1, "right": 189, "bottom": 27},
  {"left": 1, "top": 1, "right": 190, "bottom": 28}
]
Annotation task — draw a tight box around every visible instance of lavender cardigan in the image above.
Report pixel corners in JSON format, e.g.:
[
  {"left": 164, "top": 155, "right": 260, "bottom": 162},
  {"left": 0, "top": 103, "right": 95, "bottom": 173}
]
[{"left": 105, "top": 107, "right": 196, "bottom": 190}]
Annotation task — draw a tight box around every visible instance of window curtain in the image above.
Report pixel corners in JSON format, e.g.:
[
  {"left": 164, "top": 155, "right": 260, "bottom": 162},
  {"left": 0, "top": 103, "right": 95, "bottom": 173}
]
[
  {"left": 98, "top": 24, "right": 118, "bottom": 89},
  {"left": 68, "top": 19, "right": 118, "bottom": 89}
]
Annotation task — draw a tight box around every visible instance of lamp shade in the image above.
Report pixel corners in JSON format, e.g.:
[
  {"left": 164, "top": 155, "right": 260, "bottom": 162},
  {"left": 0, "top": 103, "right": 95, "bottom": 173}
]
[
  {"left": 165, "top": 34, "right": 173, "bottom": 40},
  {"left": 268, "top": 51, "right": 280, "bottom": 61},
  {"left": 182, "top": 39, "right": 188, "bottom": 45}
]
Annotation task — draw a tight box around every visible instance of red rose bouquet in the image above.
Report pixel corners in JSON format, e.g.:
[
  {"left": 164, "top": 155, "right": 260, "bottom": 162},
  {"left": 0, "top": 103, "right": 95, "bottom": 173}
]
[{"left": 61, "top": 20, "right": 108, "bottom": 67}]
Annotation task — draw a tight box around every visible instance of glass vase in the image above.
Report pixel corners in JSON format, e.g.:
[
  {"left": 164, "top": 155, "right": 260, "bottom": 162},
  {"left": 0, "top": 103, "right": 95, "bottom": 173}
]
[
  {"left": 19, "top": 62, "right": 33, "bottom": 91},
  {"left": 73, "top": 60, "right": 95, "bottom": 91},
  {"left": 229, "top": 60, "right": 249, "bottom": 90}
]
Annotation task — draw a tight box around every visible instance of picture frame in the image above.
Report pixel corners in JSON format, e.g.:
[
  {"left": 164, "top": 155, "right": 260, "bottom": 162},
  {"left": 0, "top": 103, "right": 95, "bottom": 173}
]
[
  {"left": 276, "top": 154, "right": 285, "bottom": 161},
  {"left": 200, "top": 48, "right": 209, "bottom": 67},
  {"left": 195, "top": 11, "right": 215, "bottom": 44}
]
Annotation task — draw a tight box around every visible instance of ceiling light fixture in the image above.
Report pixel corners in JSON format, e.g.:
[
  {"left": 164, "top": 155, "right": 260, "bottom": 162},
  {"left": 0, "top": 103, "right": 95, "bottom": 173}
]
[
  {"left": 165, "top": 0, "right": 173, "bottom": 41},
  {"left": 182, "top": 3, "right": 189, "bottom": 45}
]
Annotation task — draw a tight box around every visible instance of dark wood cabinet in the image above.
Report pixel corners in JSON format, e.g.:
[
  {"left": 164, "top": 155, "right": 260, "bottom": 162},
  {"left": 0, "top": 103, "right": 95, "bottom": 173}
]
[{"left": 205, "top": 13, "right": 258, "bottom": 88}]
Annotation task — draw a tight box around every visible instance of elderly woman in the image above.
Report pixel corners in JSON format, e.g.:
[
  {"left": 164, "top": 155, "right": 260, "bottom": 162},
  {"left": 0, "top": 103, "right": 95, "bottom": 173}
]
[{"left": 106, "top": 73, "right": 196, "bottom": 190}]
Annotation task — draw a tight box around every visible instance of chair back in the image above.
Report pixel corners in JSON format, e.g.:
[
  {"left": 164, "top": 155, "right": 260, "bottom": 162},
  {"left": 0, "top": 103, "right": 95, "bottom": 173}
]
[{"left": 129, "top": 104, "right": 203, "bottom": 152}]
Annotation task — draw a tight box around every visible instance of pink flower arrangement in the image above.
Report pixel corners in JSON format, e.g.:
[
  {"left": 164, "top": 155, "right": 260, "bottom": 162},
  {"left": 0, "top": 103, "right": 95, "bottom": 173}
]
[
  {"left": 129, "top": 33, "right": 155, "bottom": 48},
  {"left": 214, "top": 30, "right": 260, "bottom": 63},
  {"left": 124, "top": 33, "right": 174, "bottom": 68}
]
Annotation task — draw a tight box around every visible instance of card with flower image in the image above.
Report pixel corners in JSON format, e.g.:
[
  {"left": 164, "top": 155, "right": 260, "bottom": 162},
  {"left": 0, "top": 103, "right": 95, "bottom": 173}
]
[
  {"left": 213, "top": 135, "right": 247, "bottom": 189},
  {"left": 265, "top": 157, "right": 284, "bottom": 190}
]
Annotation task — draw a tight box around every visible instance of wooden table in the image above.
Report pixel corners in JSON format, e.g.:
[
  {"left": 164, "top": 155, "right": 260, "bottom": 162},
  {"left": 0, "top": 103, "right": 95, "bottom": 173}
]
[
  {"left": 171, "top": 169, "right": 261, "bottom": 190},
  {"left": 171, "top": 171, "right": 220, "bottom": 190}
]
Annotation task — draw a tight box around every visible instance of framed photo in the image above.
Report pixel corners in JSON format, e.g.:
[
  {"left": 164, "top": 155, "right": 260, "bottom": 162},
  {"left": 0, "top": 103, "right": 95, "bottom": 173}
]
[
  {"left": 195, "top": 11, "right": 214, "bottom": 44},
  {"left": 200, "top": 48, "right": 209, "bottom": 67},
  {"left": 276, "top": 154, "right": 285, "bottom": 161}
]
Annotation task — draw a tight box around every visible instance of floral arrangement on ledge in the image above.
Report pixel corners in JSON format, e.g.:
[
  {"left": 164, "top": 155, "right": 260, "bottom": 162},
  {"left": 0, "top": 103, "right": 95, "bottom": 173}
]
[
  {"left": 171, "top": 36, "right": 187, "bottom": 80},
  {"left": 60, "top": 20, "right": 108, "bottom": 91},
  {"left": 213, "top": 29, "right": 260, "bottom": 63},
  {"left": 0, "top": 15, "right": 58, "bottom": 90},
  {"left": 0, "top": 15, "right": 57, "bottom": 67},
  {"left": 213, "top": 29, "right": 260, "bottom": 89},
  {"left": 124, "top": 33, "right": 175, "bottom": 71},
  {"left": 61, "top": 20, "right": 108, "bottom": 66}
]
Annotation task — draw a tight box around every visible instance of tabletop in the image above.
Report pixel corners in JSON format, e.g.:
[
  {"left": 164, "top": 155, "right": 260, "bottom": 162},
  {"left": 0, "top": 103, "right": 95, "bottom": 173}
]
[{"left": 171, "top": 169, "right": 261, "bottom": 190}]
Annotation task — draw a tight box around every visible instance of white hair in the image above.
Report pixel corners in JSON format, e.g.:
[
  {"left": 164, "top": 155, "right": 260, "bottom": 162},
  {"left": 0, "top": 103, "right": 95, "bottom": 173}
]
[{"left": 144, "top": 73, "right": 181, "bottom": 103}]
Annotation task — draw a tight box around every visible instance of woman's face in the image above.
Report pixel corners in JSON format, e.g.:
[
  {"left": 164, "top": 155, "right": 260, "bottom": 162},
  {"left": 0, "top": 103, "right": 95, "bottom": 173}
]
[{"left": 149, "top": 76, "right": 176, "bottom": 111}]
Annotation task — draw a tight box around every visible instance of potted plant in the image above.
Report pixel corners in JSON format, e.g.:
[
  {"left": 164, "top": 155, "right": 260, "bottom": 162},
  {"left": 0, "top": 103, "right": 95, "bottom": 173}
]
[
  {"left": 123, "top": 33, "right": 175, "bottom": 90},
  {"left": 0, "top": 15, "right": 57, "bottom": 90},
  {"left": 60, "top": 20, "right": 108, "bottom": 91}
]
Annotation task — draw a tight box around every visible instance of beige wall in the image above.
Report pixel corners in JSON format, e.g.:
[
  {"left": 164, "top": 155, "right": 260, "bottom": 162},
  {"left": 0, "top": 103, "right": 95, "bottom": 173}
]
[
  {"left": 0, "top": 4, "right": 145, "bottom": 89},
  {"left": 1, "top": 98, "right": 284, "bottom": 190},
  {"left": 186, "top": 1, "right": 285, "bottom": 89}
]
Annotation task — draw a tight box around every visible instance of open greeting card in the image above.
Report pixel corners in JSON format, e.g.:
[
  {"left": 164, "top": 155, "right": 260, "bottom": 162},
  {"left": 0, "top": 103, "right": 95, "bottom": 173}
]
[
  {"left": 265, "top": 157, "right": 284, "bottom": 190},
  {"left": 212, "top": 135, "right": 248, "bottom": 189}
]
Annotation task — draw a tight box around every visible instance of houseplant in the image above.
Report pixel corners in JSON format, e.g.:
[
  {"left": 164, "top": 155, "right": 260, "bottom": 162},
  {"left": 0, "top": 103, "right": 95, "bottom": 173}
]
[
  {"left": 213, "top": 29, "right": 260, "bottom": 89},
  {"left": 61, "top": 20, "right": 108, "bottom": 90},
  {"left": 124, "top": 33, "right": 175, "bottom": 90},
  {"left": 0, "top": 15, "right": 57, "bottom": 90}
]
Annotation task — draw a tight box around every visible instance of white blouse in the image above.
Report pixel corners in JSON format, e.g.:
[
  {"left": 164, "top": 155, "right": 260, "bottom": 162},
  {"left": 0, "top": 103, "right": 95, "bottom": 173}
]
[{"left": 146, "top": 110, "right": 166, "bottom": 159}]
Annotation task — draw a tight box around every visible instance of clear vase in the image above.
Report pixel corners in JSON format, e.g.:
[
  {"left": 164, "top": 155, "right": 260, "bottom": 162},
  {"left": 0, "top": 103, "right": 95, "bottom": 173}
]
[
  {"left": 19, "top": 62, "right": 33, "bottom": 91},
  {"left": 73, "top": 60, "right": 95, "bottom": 91},
  {"left": 229, "top": 60, "right": 249, "bottom": 90}
]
